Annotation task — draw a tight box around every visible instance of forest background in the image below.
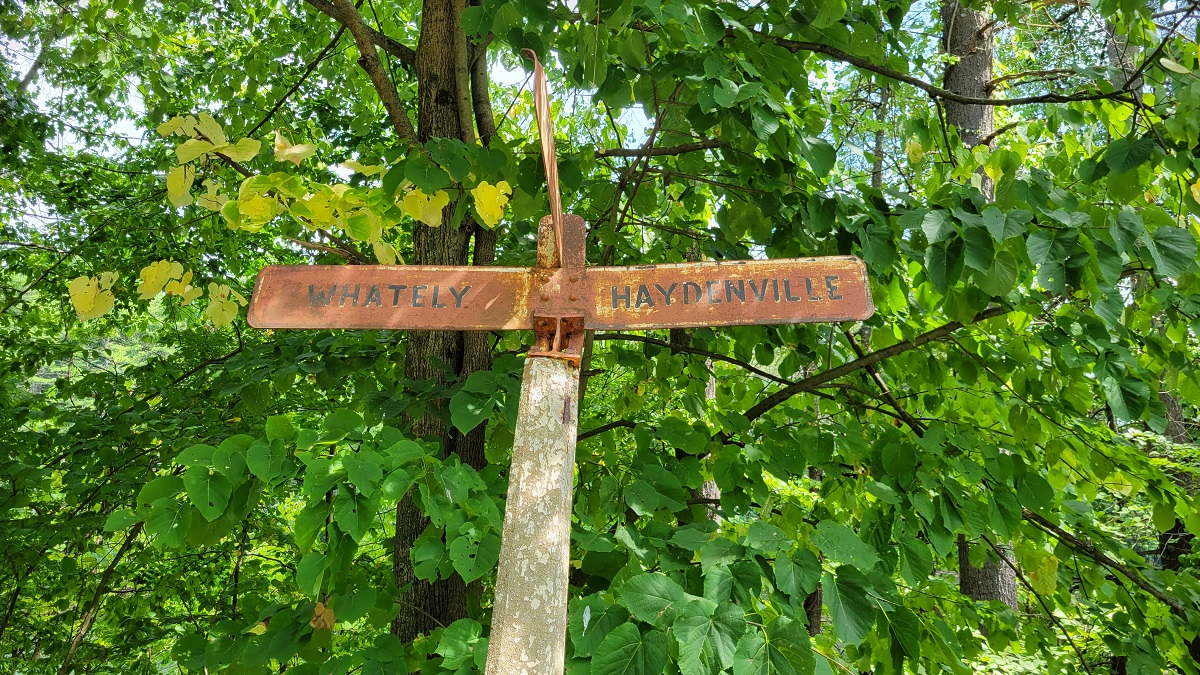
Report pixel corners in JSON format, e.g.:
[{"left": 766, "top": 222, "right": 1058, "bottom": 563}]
[{"left": 3, "top": 0, "right": 1200, "bottom": 673}]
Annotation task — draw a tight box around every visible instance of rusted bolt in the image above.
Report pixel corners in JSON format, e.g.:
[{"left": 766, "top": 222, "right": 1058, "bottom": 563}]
[
  {"left": 540, "top": 294, "right": 549, "bottom": 301},
  {"left": 570, "top": 275, "right": 578, "bottom": 282},
  {"left": 569, "top": 294, "right": 577, "bottom": 301}
]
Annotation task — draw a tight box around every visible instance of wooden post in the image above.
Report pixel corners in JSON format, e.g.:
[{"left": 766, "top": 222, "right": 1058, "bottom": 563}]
[{"left": 485, "top": 356, "right": 579, "bottom": 675}]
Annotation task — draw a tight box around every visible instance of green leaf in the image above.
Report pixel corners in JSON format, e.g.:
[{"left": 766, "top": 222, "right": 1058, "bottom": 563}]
[
  {"left": 569, "top": 595, "right": 630, "bottom": 658},
  {"left": 296, "top": 551, "right": 326, "bottom": 597},
  {"left": 982, "top": 207, "right": 1028, "bottom": 242},
  {"left": 1103, "top": 135, "right": 1154, "bottom": 173},
  {"left": 899, "top": 536, "right": 933, "bottom": 586},
  {"left": 183, "top": 465, "right": 233, "bottom": 522},
  {"left": 885, "top": 606, "right": 922, "bottom": 662},
  {"left": 922, "top": 210, "right": 954, "bottom": 244},
  {"left": 436, "top": 618, "right": 483, "bottom": 669},
  {"left": 1144, "top": 225, "right": 1196, "bottom": 277},
  {"left": 342, "top": 451, "right": 384, "bottom": 496},
  {"left": 773, "top": 548, "right": 821, "bottom": 598},
  {"left": 294, "top": 502, "right": 328, "bottom": 553},
  {"left": 813, "top": 520, "right": 879, "bottom": 572},
  {"left": 247, "top": 438, "right": 287, "bottom": 484},
  {"left": 1110, "top": 210, "right": 1143, "bottom": 254},
  {"left": 976, "top": 250, "right": 1018, "bottom": 297},
  {"left": 821, "top": 566, "right": 875, "bottom": 645},
  {"left": 448, "top": 530, "right": 500, "bottom": 583},
  {"left": 404, "top": 153, "right": 451, "bottom": 192},
  {"left": 732, "top": 617, "right": 814, "bottom": 675},
  {"left": 800, "top": 137, "right": 836, "bottom": 177},
  {"left": 333, "top": 489, "right": 376, "bottom": 542},
  {"left": 679, "top": 602, "right": 746, "bottom": 674},
  {"left": 619, "top": 573, "right": 690, "bottom": 628},
  {"left": 104, "top": 508, "right": 140, "bottom": 531},
  {"left": 591, "top": 624, "right": 669, "bottom": 675},
  {"left": 265, "top": 415, "right": 296, "bottom": 442},
  {"left": 812, "top": 0, "right": 847, "bottom": 28},
  {"left": 745, "top": 522, "right": 790, "bottom": 553},
  {"left": 322, "top": 408, "right": 364, "bottom": 441},
  {"left": 137, "top": 475, "right": 183, "bottom": 507},
  {"left": 145, "top": 498, "right": 192, "bottom": 548},
  {"left": 963, "top": 227, "right": 994, "bottom": 272}
]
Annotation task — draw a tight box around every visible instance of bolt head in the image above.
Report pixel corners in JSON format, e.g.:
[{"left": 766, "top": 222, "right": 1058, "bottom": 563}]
[{"left": 540, "top": 294, "right": 549, "bottom": 301}]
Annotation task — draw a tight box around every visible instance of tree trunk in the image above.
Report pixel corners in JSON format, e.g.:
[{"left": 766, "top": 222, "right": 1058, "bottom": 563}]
[
  {"left": 392, "top": 0, "right": 483, "bottom": 642},
  {"left": 942, "top": 0, "right": 1018, "bottom": 612}
]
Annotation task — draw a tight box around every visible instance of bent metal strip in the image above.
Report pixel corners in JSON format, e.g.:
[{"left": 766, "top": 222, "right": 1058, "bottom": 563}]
[{"left": 246, "top": 256, "right": 874, "bottom": 331}]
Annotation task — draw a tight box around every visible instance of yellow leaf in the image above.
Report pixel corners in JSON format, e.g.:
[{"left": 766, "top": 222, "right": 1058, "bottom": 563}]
[
  {"left": 175, "top": 138, "right": 214, "bottom": 164},
  {"left": 402, "top": 188, "right": 450, "bottom": 227},
  {"left": 310, "top": 601, "right": 335, "bottom": 630},
  {"left": 905, "top": 139, "right": 924, "bottom": 164},
  {"left": 157, "top": 116, "right": 196, "bottom": 138},
  {"left": 238, "top": 193, "right": 277, "bottom": 229},
  {"left": 471, "top": 180, "right": 511, "bottom": 228},
  {"left": 340, "top": 159, "right": 383, "bottom": 176},
  {"left": 166, "top": 165, "right": 195, "bottom": 208},
  {"left": 137, "top": 260, "right": 183, "bottom": 299},
  {"left": 274, "top": 131, "right": 317, "bottom": 166},
  {"left": 294, "top": 188, "right": 335, "bottom": 226},
  {"left": 196, "top": 180, "right": 229, "bottom": 212},
  {"left": 372, "top": 240, "right": 402, "bottom": 265},
  {"left": 217, "top": 137, "right": 262, "bottom": 163},
  {"left": 205, "top": 283, "right": 239, "bottom": 327},
  {"left": 1190, "top": 178, "right": 1200, "bottom": 204},
  {"left": 1028, "top": 554, "right": 1058, "bottom": 595},
  {"left": 195, "top": 112, "right": 226, "bottom": 145},
  {"left": 165, "top": 270, "right": 204, "bottom": 305},
  {"left": 69, "top": 274, "right": 117, "bottom": 321}
]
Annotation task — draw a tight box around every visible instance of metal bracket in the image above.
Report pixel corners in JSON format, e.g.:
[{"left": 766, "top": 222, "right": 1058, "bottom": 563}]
[{"left": 528, "top": 311, "right": 585, "bottom": 365}]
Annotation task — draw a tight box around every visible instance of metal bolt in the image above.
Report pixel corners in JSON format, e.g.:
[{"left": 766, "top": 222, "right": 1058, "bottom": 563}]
[
  {"left": 569, "top": 294, "right": 577, "bottom": 301},
  {"left": 570, "top": 275, "right": 577, "bottom": 282},
  {"left": 541, "top": 294, "right": 549, "bottom": 301}
]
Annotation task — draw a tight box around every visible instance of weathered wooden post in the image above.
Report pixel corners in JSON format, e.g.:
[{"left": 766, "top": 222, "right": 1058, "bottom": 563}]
[{"left": 246, "top": 50, "right": 874, "bottom": 675}]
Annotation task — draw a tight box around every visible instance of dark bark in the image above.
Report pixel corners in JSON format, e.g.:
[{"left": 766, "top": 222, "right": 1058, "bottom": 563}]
[
  {"left": 942, "top": 0, "right": 1018, "bottom": 612},
  {"left": 871, "top": 86, "right": 889, "bottom": 190},
  {"left": 805, "top": 465, "right": 825, "bottom": 636},
  {"left": 392, "top": 0, "right": 481, "bottom": 642}
]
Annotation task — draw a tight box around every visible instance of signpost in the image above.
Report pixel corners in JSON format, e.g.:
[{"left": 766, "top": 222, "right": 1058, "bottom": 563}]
[{"left": 247, "top": 51, "right": 873, "bottom": 675}]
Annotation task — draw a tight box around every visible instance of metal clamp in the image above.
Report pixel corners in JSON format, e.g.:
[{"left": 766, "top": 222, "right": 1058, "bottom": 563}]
[{"left": 528, "top": 311, "right": 585, "bottom": 365}]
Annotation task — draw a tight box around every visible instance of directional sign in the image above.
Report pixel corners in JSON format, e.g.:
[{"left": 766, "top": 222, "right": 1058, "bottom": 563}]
[{"left": 246, "top": 256, "right": 874, "bottom": 331}]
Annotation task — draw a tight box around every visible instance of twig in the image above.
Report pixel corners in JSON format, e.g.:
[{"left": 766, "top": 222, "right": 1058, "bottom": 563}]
[
  {"left": 246, "top": 26, "right": 347, "bottom": 137},
  {"left": 58, "top": 523, "right": 144, "bottom": 675},
  {"left": 303, "top": 0, "right": 415, "bottom": 67},
  {"left": 596, "top": 140, "right": 721, "bottom": 158},
  {"left": 744, "top": 306, "right": 1009, "bottom": 422},
  {"left": 594, "top": 332, "right": 790, "bottom": 385},
  {"left": 578, "top": 420, "right": 637, "bottom": 441},
  {"left": 329, "top": 0, "right": 417, "bottom": 141}
]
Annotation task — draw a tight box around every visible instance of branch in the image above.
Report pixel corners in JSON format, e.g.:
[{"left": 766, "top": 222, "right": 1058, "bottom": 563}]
[
  {"left": 596, "top": 140, "right": 721, "bottom": 158},
  {"left": 1021, "top": 508, "right": 1187, "bottom": 617},
  {"left": 976, "top": 121, "right": 1020, "bottom": 147},
  {"left": 757, "top": 30, "right": 1136, "bottom": 107},
  {"left": 246, "top": 26, "right": 347, "bottom": 137},
  {"left": 593, "top": 332, "right": 790, "bottom": 385},
  {"left": 578, "top": 420, "right": 637, "bottom": 441},
  {"left": 744, "top": 306, "right": 1009, "bottom": 422},
  {"left": 328, "top": 0, "right": 417, "bottom": 142},
  {"left": 843, "top": 330, "right": 926, "bottom": 435},
  {"left": 989, "top": 68, "right": 1076, "bottom": 87},
  {"left": 58, "top": 523, "right": 144, "bottom": 675},
  {"left": 303, "top": 0, "right": 415, "bottom": 67}
]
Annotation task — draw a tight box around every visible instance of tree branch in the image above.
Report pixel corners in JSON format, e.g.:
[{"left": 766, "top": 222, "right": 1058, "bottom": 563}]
[
  {"left": 578, "top": 420, "right": 637, "bottom": 441},
  {"left": 303, "top": 0, "right": 416, "bottom": 67},
  {"left": 328, "top": 0, "right": 417, "bottom": 142},
  {"left": 744, "top": 306, "right": 1009, "bottom": 422},
  {"left": 757, "top": 30, "right": 1136, "bottom": 107},
  {"left": 596, "top": 140, "right": 721, "bottom": 158},
  {"left": 843, "top": 330, "right": 926, "bottom": 435},
  {"left": 1021, "top": 508, "right": 1187, "bottom": 617},
  {"left": 58, "top": 523, "right": 144, "bottom": 675},
  {"left": 246, "top": 26, "right": 347, "bottom": 137},
  {"left": 593, "top": 332, "right": 790, "bottom": 385}
]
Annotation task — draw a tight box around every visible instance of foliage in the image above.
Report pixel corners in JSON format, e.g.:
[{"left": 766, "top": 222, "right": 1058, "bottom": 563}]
[{"left": 3, "top": 0, "right": 1200, "bottom": 674}]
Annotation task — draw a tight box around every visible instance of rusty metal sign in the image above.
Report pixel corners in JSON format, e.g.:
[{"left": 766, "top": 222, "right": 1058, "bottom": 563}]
[{"left": 246, "top": 256, "right": 873, "bottom": 331}]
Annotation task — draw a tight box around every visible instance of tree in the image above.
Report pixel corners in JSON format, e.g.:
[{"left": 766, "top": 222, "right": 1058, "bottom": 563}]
[{"left": 3, "top": 0, "right": 1200, "bottom": 674}]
